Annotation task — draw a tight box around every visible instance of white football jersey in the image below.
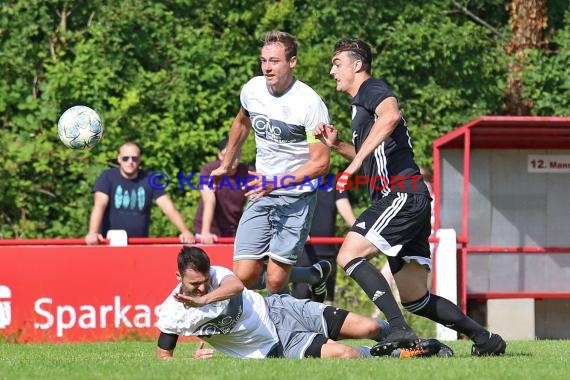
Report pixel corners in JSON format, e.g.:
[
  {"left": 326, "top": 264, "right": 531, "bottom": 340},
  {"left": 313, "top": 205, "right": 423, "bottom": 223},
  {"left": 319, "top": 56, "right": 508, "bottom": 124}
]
[
  {"left": 156, "top": 266, "right": 279, "bottom": 359},
  {"left": 240, "top": 76, "right": 330, "bottom": 195}
]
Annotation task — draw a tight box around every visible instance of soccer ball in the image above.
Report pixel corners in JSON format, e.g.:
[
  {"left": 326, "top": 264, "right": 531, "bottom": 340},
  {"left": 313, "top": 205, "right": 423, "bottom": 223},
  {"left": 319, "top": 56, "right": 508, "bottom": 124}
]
[{"left": 57, "top": 105, "right": 104, "bottom": 149}]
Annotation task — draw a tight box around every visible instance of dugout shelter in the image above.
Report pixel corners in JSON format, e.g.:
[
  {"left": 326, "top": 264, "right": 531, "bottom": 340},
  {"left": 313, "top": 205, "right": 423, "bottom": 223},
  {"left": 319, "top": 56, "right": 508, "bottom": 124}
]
[{"left": 433, "top": 116, "right": 570, "bottom": 339}]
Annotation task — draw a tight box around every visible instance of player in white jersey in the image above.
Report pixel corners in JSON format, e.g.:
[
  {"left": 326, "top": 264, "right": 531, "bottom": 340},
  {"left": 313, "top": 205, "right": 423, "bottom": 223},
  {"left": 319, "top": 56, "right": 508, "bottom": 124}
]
[
  {"left": 240, "top": 76, "right": 328, "bottom": 196},
  {"left": 210, "top": 31, "right": 330, "bottom": 295},
  {"left": 155, "top": 247, "right": 444, "bottom": 360}
]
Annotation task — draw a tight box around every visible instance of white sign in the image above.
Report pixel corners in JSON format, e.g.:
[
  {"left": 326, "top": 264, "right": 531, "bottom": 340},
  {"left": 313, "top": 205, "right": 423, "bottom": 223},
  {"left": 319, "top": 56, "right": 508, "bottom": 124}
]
[
  {"left": 528, "top": 155, "right": 570, "bottom": 173},
  {"left": 0, "top": 285, "right": 11, "bottom": 328}
]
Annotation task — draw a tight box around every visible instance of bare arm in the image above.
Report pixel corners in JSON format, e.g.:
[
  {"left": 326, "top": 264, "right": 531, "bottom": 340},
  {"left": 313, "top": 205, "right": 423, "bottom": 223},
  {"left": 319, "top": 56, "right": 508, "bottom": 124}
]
[
  {"left": 335, "top": 198, "right": 357, "bottom": 226},
  {"left": 157, "top": 275, "right": 245, "bottom": 360},
  {"left": 313, "top": 123, "right": 356, "bottom": 161},
  {"left": 212, "top": 107, "right": 251, "bottom": 179},
  {"left": 198, "top": 187, "right": 218, "bottom": 243},
  {"left": 157, "top": 338, "right": 214, "bottom": 360},
  {"left": 155, "top": 195, "right": 195, "bottom": 244},
  {"left": 156, "top": 332, "right": 178, "bottom": 360},
  {"left": 280, "top": 140, "right": 330, "bottom": 186},
  {"left": 173, "top": 274, "right": 245, "bottom": 307},
  {"left": 332, "top": 140, "right": 357, "bottom": 161},
  {"left": 85, "top": 192, "right": 109, "bottom": 245}
]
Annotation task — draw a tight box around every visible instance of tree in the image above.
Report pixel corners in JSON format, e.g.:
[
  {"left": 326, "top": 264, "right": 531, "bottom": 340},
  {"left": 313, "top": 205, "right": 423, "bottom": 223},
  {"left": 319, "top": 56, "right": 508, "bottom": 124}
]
[
  {"left": 0, "top": 0, "right": 568, "bottom": 238},
  {"left": 504, "top": 0, "right": 548, "bottom": 115}
]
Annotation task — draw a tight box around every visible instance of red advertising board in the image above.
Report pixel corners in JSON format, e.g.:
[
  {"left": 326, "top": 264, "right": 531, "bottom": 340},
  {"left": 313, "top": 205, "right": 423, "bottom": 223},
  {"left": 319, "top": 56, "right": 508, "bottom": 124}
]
[{"left": 0, "top": 244, "right": 233, "bottom": 343}]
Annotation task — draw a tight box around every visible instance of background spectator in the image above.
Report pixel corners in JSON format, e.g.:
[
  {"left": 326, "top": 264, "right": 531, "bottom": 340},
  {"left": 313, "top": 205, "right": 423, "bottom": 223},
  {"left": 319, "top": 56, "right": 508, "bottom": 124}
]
[
  {"left": 85, "top": 142, "right": 194, "bottom": 245},
  {"left": 193, "top": 138, "right": 253, "bottom": 244}
]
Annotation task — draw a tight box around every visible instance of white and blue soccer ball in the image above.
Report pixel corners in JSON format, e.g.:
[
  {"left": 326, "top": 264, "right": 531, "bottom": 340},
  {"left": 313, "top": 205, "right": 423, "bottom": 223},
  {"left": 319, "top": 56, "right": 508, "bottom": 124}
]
[{"left": 57, "top": 105, "right": 104, "bottom": 149}]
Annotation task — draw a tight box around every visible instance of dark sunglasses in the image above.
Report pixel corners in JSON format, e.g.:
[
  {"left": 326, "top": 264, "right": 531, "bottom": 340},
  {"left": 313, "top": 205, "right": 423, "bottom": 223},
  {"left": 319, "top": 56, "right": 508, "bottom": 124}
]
[{"left": 121, "top": 156, "right": 140, "bottom": 162}]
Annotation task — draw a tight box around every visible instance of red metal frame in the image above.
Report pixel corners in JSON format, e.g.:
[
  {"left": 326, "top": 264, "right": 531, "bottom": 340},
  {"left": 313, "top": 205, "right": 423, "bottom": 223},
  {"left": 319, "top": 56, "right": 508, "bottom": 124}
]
[
  {"left": 433, "top": 116, "right": 570, "bottom": 150},
  {"left": 468, "top": 292, "right": 570, "bottom": 300},
  {"left": 467, "top": 246, "right": 570, "bottom": 253},
  {"left": 465, "top": 245, "right": 570, "bottom": 303},
  {"left": 0, "top": 237, "right": 348, "bottom": 246},
  {"left": 433, "top": 116, "right": 570, "bottom": 310},
  {"left": 462, "top": 127, "right": 471, "bottom": 240}
]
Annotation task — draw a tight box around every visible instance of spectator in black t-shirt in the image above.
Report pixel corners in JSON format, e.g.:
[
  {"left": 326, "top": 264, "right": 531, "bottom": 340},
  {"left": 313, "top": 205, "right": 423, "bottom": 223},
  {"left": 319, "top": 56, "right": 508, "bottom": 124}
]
[
  {"left": 292, "top": 174, "right": 356, "bottom": 303},
  {"left": 85, "top": 142, "right": 194, "bottom": 245}
]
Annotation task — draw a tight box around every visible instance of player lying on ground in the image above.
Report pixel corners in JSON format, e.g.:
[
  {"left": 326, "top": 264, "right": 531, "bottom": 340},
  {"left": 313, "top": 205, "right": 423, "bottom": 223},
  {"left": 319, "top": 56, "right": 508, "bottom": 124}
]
[{"left": 156, "top": 246, "right": 452, "bottom": 359}]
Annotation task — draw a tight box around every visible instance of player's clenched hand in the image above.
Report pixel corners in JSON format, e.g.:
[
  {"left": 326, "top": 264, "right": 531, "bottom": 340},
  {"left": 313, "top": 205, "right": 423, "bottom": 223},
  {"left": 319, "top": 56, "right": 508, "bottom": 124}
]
[
  {"left": 194, "top": 341, "right": 214, "bottom": 360},
  {"left": 313, "top": 122, "right": 339, "bottom": 148},
  {"left": 173, "top": 293, "right": 208, "bottom": 308},
  {"left": 85, "top": 232, "right": 104, "bottom": 245},
  {"left": 199, "top": 232, "right": 218, "bottom": 244},
  {"left": 179, "top": 230, "right": 195, "bottom": 245}
]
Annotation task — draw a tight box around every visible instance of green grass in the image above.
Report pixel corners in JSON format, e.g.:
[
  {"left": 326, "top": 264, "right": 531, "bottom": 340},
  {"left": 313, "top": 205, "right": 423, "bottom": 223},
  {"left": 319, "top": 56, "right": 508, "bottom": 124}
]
[{"left": 1, "top": 339, "right": 569, "bottom": 380}]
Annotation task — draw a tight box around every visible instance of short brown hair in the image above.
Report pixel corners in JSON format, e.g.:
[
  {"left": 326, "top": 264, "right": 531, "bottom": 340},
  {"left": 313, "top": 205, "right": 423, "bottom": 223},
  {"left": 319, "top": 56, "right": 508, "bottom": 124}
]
[
  {"left": 263, "top": 31, "right": 298, "bottom": 61},
  {"left": 177, "top": 246, "right": 211, "bottom": 274},
  {"left": 333, "top": 38, "right": 372, "bottom": 74}
]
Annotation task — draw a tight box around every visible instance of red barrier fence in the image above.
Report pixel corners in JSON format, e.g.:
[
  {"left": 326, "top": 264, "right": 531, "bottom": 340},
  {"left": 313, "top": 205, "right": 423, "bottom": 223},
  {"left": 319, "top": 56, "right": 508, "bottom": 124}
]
[
  {"left": 0, "top": 244, "right": 234, "bottom": 343},
  {"left": 2, "top": 236, "right": 447, "bottom": 343},
  {"left": 0, "top": 237, "right": 346, "bottom": 246},
  {"left": 462, "top": 245, "right": 570, "bottom": 304}
]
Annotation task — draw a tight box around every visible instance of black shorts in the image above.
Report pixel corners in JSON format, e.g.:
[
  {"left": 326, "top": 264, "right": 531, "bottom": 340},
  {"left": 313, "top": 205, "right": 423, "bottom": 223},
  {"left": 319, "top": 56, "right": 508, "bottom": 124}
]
[
  {"left": 350, "top": 192, "right": 432, "bottom": 274},
  {"left": 303, "top": 306, "right": 350, "bottom": 358}
]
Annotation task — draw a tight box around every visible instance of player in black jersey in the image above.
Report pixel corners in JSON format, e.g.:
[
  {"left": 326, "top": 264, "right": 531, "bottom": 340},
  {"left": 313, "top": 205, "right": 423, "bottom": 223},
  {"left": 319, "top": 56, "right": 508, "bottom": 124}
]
[{"left": 314, "top": 38, "right": 505, "bottom": 357}]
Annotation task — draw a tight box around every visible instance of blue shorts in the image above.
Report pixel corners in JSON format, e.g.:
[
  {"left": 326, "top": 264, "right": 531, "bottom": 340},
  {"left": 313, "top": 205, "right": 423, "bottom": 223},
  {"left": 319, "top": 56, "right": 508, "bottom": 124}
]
[{"left": 234, "top": 192, "right": 316, "bottom": 265}]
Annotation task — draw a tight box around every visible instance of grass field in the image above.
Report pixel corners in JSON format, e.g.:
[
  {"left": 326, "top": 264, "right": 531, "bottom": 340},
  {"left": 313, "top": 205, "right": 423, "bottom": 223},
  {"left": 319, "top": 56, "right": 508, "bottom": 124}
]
[{"left": 1, "top": 339, "right": 569, "bottom": 380}]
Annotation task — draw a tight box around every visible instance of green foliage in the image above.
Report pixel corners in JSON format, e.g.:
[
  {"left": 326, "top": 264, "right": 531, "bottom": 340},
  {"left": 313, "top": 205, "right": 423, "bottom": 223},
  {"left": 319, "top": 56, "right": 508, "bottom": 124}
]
[
  {"left": 0, "top": 0, "right": 568, "bottom": 239},
  {"left": 523, "top": 6, "right": 570, "bottom": 115},
  {"left": 373, "top": 2, "right": 507, "bottom": 167}
]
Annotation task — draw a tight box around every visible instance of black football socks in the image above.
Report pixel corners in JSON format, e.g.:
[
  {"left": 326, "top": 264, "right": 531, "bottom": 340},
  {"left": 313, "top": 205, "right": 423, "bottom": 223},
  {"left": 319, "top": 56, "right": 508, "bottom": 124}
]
[
  {"left": 403, "top": 292, "right": 489, "bottom": 344},
  {"left": 344, "top": 257, "right": 408, "bottom": 329}
]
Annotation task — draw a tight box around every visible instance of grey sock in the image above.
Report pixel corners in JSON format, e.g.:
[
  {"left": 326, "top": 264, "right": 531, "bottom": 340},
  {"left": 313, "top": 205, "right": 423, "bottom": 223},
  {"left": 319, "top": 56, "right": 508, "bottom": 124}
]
[
  {"left": 289, "top": 266, "right": 320, "bottom": 285},
  {"left": 257, "top": 267, "right": 320, "bottom": 289},
  {"left": 355, "top": 345, "right": 373, "bottom": 358},
  {"left": 374, "top": 317, "right": 391, "bottom": 341}
]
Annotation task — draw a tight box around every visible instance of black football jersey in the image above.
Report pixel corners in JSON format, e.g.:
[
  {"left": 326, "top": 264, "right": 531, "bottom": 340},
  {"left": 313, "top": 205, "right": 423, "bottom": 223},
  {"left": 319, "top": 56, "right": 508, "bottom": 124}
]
[{"left": 350, "top": 78, "right": 429, "bottom": 201}]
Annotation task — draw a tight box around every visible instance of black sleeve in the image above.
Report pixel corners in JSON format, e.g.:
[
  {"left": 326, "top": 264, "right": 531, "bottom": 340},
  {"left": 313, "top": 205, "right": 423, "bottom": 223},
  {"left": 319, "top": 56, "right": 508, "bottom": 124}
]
[
  {"left": 334, "top": 187, "right": 349, "bottom": 201},
  {"left": 363, "top": 79, "right": 396, "bottom": 112},
  {"left": 157, "top": 332, "right": 179, "bottom": 350},
  {"left": 92, "top": 170, "right": 111, "bottom": 194}
]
